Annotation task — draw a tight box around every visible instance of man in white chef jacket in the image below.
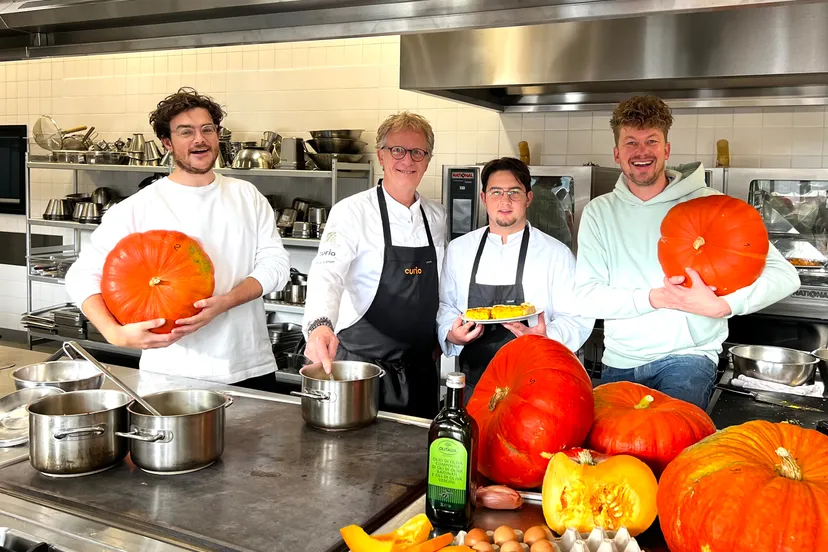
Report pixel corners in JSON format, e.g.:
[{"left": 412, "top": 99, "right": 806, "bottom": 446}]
[
  {"left": 65, "top": 87, "right": 290, "bottom": 389},
  {"left": 303, "top": 112, "right": 447, "bottom": 419},
  {"left": 438, "top": 157, "right": 593, "bottom": 397}
]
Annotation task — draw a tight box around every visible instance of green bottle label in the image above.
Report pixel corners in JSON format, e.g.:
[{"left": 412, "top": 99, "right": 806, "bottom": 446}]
[{"left": 427, "top": 437, "right": 467, "bottom": 511}]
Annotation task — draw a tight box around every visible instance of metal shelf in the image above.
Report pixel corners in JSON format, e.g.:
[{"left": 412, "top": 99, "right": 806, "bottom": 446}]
[
  {"left": 281, "top": 237, "right": 320, "bottom": 248},
  {"left": 28, "top": 218, "right": 100, "bottom": 230},
  {"left": 216, "top": 167, "right": 332, "bottom": 178},
  {"left": 29, "top": 275, "right": 66, "bottom": 285},
  {"left": 27, "top": 330, "right": 141, "bottom": 357},
  {"left": 27, "top": 162, "right": 168, "bottom": 173},
  {"left": 263, "top": 301, "right": 305, "bottom": 314}
]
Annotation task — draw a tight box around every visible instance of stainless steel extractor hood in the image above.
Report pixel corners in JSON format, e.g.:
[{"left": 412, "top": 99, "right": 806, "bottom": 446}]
[
  {"left": 400, "top": 1, "right": 828, "bottom": 112},
  {"left": 0, "top": 0, "right": 815, "bottom": 61}
]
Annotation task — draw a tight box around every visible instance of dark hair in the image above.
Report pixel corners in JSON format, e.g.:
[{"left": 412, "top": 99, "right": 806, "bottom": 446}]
[
  {"left": 149, "top": 87, "right": 226, "bottom": 140},
  {"left": 481, "top": 157, "right": 532, "bottom": 193},
  {"left": 610, "top": 95, "right": 673, "bottom": 145}
]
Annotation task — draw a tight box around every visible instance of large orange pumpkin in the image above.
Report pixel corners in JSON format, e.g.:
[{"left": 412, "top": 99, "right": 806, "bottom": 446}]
[
  {"left": 101, "top": 230, "right": 215, "bottom": 334},
  {"left": 466, "top": 335, "right": 594, "bottom": 489},
  {"left": 541, "top": 448, "right": 658, "bottom": 537},
  {"left": 658, "top": 420, "right": 828, "bottom": 552},
  {"left": 587, "top": 382, "right": 716, "bottom": 476},
  {"left": 658, "top": 194, "right": 769, "bottom": 296}
]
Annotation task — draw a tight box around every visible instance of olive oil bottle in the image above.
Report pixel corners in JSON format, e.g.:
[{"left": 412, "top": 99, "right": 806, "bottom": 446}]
[{"left": 426, "top": 372, "right": 479, "bottom": 531}]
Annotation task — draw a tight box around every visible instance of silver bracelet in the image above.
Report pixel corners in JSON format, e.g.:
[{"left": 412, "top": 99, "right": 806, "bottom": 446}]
[{"left": 306, "top": 317, "right": 333, "bottom": 335}]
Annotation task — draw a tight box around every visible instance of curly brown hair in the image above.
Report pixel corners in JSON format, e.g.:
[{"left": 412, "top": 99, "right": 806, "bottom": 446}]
[
  {"left": 149, "top": 87, "right": 226, "bottom": 140},
  {"left": 610, "top": 95, "right": 673, "bottom": 145}
]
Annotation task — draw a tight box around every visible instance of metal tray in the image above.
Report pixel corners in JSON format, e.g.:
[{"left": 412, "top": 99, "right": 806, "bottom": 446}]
[{"left": 0, "top": 388, "right": 64, "bottom": 447}]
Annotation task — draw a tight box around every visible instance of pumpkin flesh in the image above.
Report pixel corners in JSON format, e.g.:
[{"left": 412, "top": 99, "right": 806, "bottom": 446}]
[
  {"left": 542, "top": 448, "right": 658, "bottom": 537},
  {"left": 101, "top": 230, "right": 215, "bottom": 334},
  {"left": 658, "top": 194, "right": 769, "bottom": 296},
  {"left": 466, "top": 335, "right": 594, "bottom": 489},
  {"left": 658, "top": 420, "right": 828, "bottom": 552}
]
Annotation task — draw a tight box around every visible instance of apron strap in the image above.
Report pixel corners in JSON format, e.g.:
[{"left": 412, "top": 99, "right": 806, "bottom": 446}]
[
  {"left": 470, "top": 228, "right": 490, "bottom": 285},
  {"left": 471, "top": 225, "right": 532, "bottom": 286},
  {"left": 376, "top": 184, "right": 435, "bottom": 248}
]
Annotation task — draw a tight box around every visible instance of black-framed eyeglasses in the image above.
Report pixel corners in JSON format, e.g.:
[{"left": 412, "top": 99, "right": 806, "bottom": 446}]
[
  {"left": 383, "top": 146, "right": 429, "bottom": 162},
  {"left": 172, "top": 124, "right": 219, "bottom": 140}
]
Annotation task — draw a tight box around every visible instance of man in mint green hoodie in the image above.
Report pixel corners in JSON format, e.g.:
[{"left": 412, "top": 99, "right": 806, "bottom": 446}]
[{"left": 574, "top": 95, "right": 800, "bottom": 409}]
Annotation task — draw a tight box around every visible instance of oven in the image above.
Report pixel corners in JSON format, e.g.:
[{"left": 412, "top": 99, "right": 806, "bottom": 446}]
[{"left": 0, "top": 125, "right": 27, "bottom": 215}]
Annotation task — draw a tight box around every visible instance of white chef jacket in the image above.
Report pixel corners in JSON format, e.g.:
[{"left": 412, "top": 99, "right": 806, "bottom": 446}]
[
  {"left": 65, "top": 174, "right": 290, "bottom": 384},
  {"left": 438, "top": 223, "right": 594, "bottom": 357},
  {"left": 302, "top": 184, "right": 447, "bottom": 337}
]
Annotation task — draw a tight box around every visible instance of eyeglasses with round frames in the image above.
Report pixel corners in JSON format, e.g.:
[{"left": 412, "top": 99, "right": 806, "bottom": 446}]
[
  {"left": 173, "top": 124, "right": 219, "bottom": 140},
  {"left": 383, "top": 146, "right": 429, "bottom": 162}
]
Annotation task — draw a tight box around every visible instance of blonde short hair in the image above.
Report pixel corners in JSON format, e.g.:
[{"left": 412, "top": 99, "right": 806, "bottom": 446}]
[{"left": 376, "top": 111, "right": 435, "bottom": 154}]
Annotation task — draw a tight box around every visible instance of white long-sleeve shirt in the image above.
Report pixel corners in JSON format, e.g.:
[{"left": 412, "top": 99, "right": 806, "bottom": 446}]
[
  {"left": 574, "top": 162, "right": 800, "bottom": 368},
  {"left": 65, "top": 174, "right": 291, "bottom": 384},
  {"left": 438, "top": 224, "right": 594, "bottom": 357},
  {"left": 302, "top": 185, "right": 447, "bottom": 337}
]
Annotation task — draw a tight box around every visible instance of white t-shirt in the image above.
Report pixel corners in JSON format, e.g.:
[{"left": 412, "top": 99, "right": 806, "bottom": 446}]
[{"left": 65, "top": 173, "right": 291, "bottom": 383}]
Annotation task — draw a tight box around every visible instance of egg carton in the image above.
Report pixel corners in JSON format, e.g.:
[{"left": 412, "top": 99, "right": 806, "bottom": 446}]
[{"left": 456, "top": 526, "right": 641, "bottom": 552}]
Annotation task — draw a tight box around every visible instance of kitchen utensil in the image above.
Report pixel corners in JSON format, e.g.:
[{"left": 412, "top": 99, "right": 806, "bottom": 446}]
[
  {"left": 262, "top": 131, "right": 281, "bottom": 153},
  {"left": 33, "top": 116, "right": 87, "bottom": 151},
  {"left": 316, "top": 222, "right": 326, "bottom": 239},
  {"left": 307, "top": 206, "right": 327, "bottom": 225},
  {"left": 65, "top": 192, "right": 90, "bottom": 202},
  {"left": 288, "top": 283, "right": 307, "bottom": 304},
  {"left": 128, "top": 154, "right": 145, "bottom": 166},
  {"left": 229, "top": 141, "right": 257, "bottom": 161},
  {"left": 716, "top": 385, "right": 826, "bottom": 412},
  {"left": 729, "top": 345, "right": 818, "bottom": 387},
  {"left": 90, "top": 187, "right": 116, "bottom": 206},
  {"left": 43, "top": 199, "right": 73, "bottom": 220},
  {"left": 116, "top": 389, "right": 233, "bottom": 474},
  {"left": 0, "top": 387, "right": 64, "bottom": 448},
  {"left": 51, "top": 150, "right": 86, "bottom": 163},
  {"left": 129, "top": 133, "right": 146, "bottom": 153},
  {"left": 291, "top": 361, "right": 385, "bottom": 431},
  {"left": 12, "top": 360, "right": 104, "bottom": 392},
  {"left": 291, "top": 221, "right": 311, "bottom": 239},
  {"left": 306, "top": 152, "right": 364, "bottom": 171},
  {"left": 76, "top": 202, "right": 102, "bottom": 223},
  {"left": 62, "top": 126, "right": 95, "bottom": 150},
  {"left": 86, "top": 151, "right": 125, "bottom": 165},
  {"left": 232, "top": 147, "right": 273, "bottom": 169},
  {"left": 812, "top": 348, "right": 828, "bottom": 384},
  {"left": 307, "top": 138, "right": 366, "bottom": 155},
  {"left": 160, "top": 150, "right": 175, "bottom": 167},
  {"left": 28, "top": 389, "right": 131, "bottom": 476},
  {"left": 62, "top": 341, "right": 162, "bottom": 417},
  {"left": 145, "top": 140, "right": 163, "bottom": 160},
  {"left": 101, "top": 197, "right": 123, "bottom": 214},
  {"left": 290, "top": 269, "right": 308, "bottom": 284},
  {"left": 277, "top": 208, "right": 299, "bottom": 235},
  {"left": 213, "top": 152, "right": 226, "bottom": 169},
  {"left": 310, "top": 129, "right": 364, "bottom": 141},
  {"left": 57, "top": 325, "right": 87, "bottom": 339},
  {"left": 264, "top": 290, "right": 283, "bottom": 301},
  {"left": 279, "top": 137, "right": 305, "bottom": 170},
  {"left": 291, "top": 197, "right": 312, "bottom": 220}
]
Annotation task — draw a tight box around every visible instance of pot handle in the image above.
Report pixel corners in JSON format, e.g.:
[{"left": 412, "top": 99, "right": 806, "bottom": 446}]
[
  {"left": 115, "top": 429, "right": 166, "bottom": 443},
  {"left": 222, "top": 394, "right": 234, "bottom": 408},
  {"left": 290, "top": 390, "right": 334, "bottom": 403},
  {"left": 378, "top": 368, "right": 386, "bottom": 378},
  {"left": 54, "top": 425, "right": 106, "bottom": 440}
]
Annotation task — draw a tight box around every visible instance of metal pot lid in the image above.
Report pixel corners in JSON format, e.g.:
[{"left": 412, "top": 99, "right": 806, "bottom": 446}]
[{"left": 0, "top": 387, "right": 64, "bottom": 447}]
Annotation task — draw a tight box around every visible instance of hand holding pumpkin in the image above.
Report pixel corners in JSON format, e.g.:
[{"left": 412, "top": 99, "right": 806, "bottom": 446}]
[
  {"left": 171, "top": 294, "right": 232, "bottom": 336},
  {"left": 649, "top": 268, "right": 731, "bottom": 318},
  {"left": 105, "top": 317, "right": 184, "bottom": 350}
]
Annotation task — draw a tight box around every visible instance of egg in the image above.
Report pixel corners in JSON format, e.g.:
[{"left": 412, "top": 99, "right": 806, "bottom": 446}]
[
  {"left": 493, "top": 526, "right": 518, "bottom": 545},
  {"left": 499, "top": 541, "right": 524, "bottom": 552},
  {"left": 465, "top": 528, "right": 491, "bottom": 546},
  {"left": 523, "top": 525, "right": 553, "bottom": 545},
  {"left": 530, "top": 540, "right": 556, "bottom": 552},
  {"left": 472, "top": 542, "right": 496, "bottom": 552}
]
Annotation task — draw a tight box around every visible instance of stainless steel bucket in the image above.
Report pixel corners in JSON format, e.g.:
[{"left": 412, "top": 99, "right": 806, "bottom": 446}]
[
  {"left": 291, "top": 361, "right": 385, "bottom": 431},
  {"left": 117, "top": 389, "right": 233, "bottom": 474},
  {"left": 28, "top": 390, "right": 130, "bottom": 476}
]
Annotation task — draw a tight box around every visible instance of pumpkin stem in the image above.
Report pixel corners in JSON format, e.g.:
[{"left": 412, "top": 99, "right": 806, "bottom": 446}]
[
  {"left": 149, "top": 277, "right": 162, "bottom": 286},
  {"left": 693, "top": 236, "right": 706, "bottom": 250},
  {"left": 634, "top": 395, "right": 654, "bottom": 409},
  {"left": 776, "top": 447, "right": 803, "bottom": 481},
  {"left": 576, "top": 449, "right": 597, "bottom": 466},
  {"left": 488, "top": 387, "right": 510, "bottom": 412}
]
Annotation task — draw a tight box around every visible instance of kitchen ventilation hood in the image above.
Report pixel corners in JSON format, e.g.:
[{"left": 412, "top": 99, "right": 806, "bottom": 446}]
[
  {"left": 400, "top": 1, "right": 828, "bottom": 111},
  {"left": 0, "top": 0, "right": 813, "bottom": 61}
]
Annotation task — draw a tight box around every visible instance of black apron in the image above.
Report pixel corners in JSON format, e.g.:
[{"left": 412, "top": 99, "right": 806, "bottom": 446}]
[
  {"left": 335, "top": 185, "right": 440, "bottom": 419},
  {"left": 458, "top": 226, "right": 531, "bottom": 398}
]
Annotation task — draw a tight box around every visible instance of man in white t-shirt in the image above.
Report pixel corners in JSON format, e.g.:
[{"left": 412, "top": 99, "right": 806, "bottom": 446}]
[{"left": 65, "top": 87, "right": 290, "bottom": 388}]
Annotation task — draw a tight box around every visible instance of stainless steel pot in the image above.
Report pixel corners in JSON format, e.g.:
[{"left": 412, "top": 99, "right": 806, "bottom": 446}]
[
  {"left": 291, "top": 361, "right": 385, "bottom": 431},
  {"left": 289, "top": 283, "right": 307, "bottom": 304},
  {"left": 12, "top": 360, "right": 104, "bottom": 392},
  {"left": 117, "top": 389, "right": 233, "bottom": 474},
  {"left": 28, "top": 390, "right": 130, "bottom": 476}
]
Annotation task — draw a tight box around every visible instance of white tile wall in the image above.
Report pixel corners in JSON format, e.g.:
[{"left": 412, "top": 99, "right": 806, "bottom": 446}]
[{"left": 3, "top": 34, "right": 828, "bottom": 330}]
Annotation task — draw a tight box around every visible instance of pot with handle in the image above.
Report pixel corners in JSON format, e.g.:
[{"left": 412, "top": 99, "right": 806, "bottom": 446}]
[
  {"left": 291, "top": 361, "right": 385, "bottom": 431},
  {"left": 27, "top": 389, "right": 131, "bottom": 476},
  {"left": 116, "top": 389, "right": 233, "bottom": 474}
]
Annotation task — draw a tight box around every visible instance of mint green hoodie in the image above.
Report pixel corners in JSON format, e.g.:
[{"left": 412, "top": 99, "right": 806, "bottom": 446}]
[{"left": 574, "top": 162, "right": 800, "bottom": 368}]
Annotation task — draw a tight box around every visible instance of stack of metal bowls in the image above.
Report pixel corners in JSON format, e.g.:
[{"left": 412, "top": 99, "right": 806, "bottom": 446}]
[
  {"left": 267, "top": 323, "right": 305, "bottom": 367},
  {"left": 127, "top": 133, "right": 145, "bottom": 165},
  {"left": 142, "top": 141, "right": 163, "bottom": 166},
  {"left": 306, "top": 130, "right": 366, "bottom": 170}
]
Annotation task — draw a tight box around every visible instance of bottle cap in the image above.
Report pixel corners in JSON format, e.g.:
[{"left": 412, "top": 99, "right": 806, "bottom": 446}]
[{"left": 446, "top": 372, "right": 465, "bottom": 389}]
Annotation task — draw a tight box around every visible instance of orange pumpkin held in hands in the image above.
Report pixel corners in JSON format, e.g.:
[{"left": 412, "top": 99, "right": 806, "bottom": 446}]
[
  {"left": 466, "top": 335, "right": 594, "bottom": 489},
  {"left": 658, "top": 420, "right": 828, "bottom": 552},
  {"left": 101, "top": 230, "right": 215, "bottom": 334},
  {"left": 587, "top": 382, "right": 716, "bottom": 476},
  {"left": 658, "top": 194, "right": 768, "bottom": 296}
]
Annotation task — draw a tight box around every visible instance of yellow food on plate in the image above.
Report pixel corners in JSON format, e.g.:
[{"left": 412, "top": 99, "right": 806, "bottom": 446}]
[
  {"left": 464, "top": 307, "right": 492, "bottom": 320},
  {"left": 491, "top": 303, "right": 536, "bottom": 319}
]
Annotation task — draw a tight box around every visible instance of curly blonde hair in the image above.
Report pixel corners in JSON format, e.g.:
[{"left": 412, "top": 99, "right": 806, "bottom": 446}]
[
  {"left": 376, "top": 111, "right": 435, "bottom": 154},
  {"left": 610, "top": 95, "right": 673, "bottom": 145}
]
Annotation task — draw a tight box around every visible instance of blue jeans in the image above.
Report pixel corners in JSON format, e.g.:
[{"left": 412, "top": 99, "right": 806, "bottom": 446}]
[{"left": 601, "top": 354, "right": 717, "bottom": 410}]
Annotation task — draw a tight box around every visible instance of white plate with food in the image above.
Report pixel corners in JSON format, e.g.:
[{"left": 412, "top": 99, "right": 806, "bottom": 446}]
[{"left": 461, "top": 304, "right": 537, "bottom": 325}]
